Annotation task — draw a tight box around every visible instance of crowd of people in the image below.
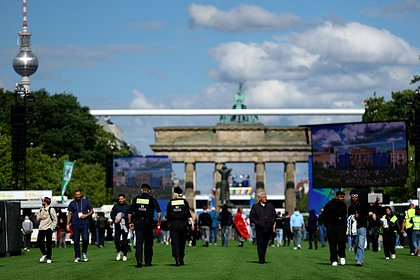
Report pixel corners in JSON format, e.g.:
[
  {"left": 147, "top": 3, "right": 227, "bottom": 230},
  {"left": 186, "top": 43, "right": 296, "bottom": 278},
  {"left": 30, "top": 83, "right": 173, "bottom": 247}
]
[
  {"left": 323, "top": 191, "right": 420, "bottom": 266},
  {"left": 21, "top": 187, "right": 420, "bottom": 268}
]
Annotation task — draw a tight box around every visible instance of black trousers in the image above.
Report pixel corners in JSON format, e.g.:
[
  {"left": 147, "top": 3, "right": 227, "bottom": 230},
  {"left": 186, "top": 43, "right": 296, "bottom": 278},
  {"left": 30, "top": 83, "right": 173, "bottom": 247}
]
[
  {"left": 255, "top": 229, "right": 271, "bottom": 262},
  {"left": 326, "top": 225, "right": 346, "bottom": 263},
  {"left": 382, "top": 231, "right": 396, "bottom": 258},
  {"left": 308, "top": 229, "right": 318, "bottom": 249},
  {"left": 37, "top": 228, "right": 53, "bottom": 259},
  {"left": 135, "top": 225, "right": 154, "bottom": 264},
  {"left": 114, "top": 225, "right": 129, "bottom": 255},
  {"left": 170, "top": 221, "right": 188, "bottom": 260}
]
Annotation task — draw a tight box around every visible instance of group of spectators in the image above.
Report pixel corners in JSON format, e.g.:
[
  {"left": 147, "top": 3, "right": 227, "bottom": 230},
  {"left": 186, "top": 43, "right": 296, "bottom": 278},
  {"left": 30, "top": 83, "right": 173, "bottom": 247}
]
[
  {"left": 323, "top": 191, "right": 420, "bottom": 267},
  {"left": 21, "top": 187, "right": 420, "bottom": 268}
]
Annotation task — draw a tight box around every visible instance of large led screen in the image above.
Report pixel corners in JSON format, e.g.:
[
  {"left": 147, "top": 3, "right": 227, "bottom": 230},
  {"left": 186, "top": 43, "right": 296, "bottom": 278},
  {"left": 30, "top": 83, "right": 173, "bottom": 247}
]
[
  {"left": 113, "top": 156, "right": 173, "bottom": 200},
  {"left": 311, "top": 121, "right": 408, "bottom": 188}
]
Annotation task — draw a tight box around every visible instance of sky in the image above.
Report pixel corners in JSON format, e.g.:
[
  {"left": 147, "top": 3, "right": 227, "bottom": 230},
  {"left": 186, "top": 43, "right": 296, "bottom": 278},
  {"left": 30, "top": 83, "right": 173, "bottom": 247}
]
[{"left": 1, "top": 0, "right": 419, "bottom": 195}]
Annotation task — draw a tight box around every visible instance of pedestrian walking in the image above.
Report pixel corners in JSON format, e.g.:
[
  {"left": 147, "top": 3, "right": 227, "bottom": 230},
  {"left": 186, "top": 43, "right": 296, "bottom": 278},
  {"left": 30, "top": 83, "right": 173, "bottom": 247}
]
[
  {"left": 165, "top": 187, "right": 194, "bottom": 266},
  {"left": 128, "top": 184, "right": 162, "bottom": 268}
]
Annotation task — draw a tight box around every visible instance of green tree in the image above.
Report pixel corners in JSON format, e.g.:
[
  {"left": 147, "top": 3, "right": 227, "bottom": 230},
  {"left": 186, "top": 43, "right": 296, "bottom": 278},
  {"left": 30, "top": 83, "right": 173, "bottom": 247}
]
[
  {"left": 27, "top": 90, "right": 104, "bottom": 163},
  {"left": 0, "top": 88, "right": 130, "bottom": 205},
  {"left": 0, "top": 89, "right": 15, "bottom": 130},
  {"left": 0, "top": 124, "right": 13, "bottom": 188},
  {"left": 65, "top": 161, "right": 108, "bottom": 207},
  {"left": 25, "top": 145, "right": 64, "bottom": 192}
]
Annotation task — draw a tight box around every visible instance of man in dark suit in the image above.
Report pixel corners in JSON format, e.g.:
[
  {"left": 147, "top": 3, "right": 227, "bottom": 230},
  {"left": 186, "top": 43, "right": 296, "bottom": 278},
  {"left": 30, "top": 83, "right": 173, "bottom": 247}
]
[{"left": 250, "top": 192, "right": 276, "bottom": 264}]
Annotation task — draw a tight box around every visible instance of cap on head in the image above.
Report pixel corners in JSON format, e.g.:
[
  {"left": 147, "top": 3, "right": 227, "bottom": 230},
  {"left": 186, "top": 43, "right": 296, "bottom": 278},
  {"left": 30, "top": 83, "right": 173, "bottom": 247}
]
[
  {"left": 173, "top": 186, "right": 183, "bottom": 195},
  {"left": 141, "top": 184, "right": 151, "bottom": 190}
]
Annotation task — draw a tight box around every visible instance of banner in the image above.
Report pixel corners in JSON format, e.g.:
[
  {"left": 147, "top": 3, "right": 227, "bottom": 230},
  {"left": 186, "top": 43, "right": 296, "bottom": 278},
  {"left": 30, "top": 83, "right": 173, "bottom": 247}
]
[{"left": 61, "top": 161, "right": 74, "bottom": 203}]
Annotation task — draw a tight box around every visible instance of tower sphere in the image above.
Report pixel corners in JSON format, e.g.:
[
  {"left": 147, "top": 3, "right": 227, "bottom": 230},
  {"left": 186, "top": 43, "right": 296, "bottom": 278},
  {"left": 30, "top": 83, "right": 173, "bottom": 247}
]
[{"left": 13, "top": 50, "right": 38, "bottom": 77}]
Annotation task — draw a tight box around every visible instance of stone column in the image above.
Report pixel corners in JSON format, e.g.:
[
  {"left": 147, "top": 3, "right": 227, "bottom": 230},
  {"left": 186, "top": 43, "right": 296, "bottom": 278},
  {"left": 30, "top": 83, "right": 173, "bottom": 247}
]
[
  {"left": 184, "top": 162, "right": 196, "bottom": 209},
  {"left": 284, "top": 162, "right": 296, "bottom": 215},
  {"left": 214, "top": 162, "right": 224, "bottom": 211},
  {"left": 254, "top": 162, "right": 265, "bottom": 201}
]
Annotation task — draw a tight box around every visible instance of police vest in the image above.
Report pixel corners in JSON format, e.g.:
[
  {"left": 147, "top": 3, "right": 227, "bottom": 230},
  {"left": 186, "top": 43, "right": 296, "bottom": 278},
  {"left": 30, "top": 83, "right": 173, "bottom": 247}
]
[
  {"left": 382, "top": 214, "right": 397, "bottom": 224},
  {"left": 382, "top": 214, "right": 398, "bottom": 232},
  {"left": 170, "top": 199, "right": 186, "bottom": 219},
  {"left": 412, "top": 215, "right": 420, "bottom": 231},
  {"left": 134, "top": 196, "right": 153, "bottom": 219},
  {"left": 405, "top": 208, "right": 415, "bottom": 229}
]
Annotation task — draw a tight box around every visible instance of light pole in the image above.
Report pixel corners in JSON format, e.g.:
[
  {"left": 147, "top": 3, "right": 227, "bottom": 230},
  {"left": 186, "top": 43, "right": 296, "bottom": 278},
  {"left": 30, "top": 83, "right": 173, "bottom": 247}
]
[{"left": 106, "top": 141, "right": 116, "bottom": 201}]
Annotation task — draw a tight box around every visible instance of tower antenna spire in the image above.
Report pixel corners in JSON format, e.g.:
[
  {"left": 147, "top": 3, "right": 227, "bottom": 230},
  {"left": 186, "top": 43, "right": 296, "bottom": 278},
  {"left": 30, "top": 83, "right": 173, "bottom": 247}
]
[
  {"left": 13, "top": 0, "right": 38, "bottom": 94},
  {"left": 22, "top": 0, "right": 28, "bottom": 33}
]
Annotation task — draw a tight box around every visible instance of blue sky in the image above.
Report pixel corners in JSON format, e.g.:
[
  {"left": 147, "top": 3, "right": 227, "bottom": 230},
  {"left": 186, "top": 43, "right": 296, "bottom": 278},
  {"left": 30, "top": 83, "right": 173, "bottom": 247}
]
[{"left": 1, "top": 1, "right": 419, "bottom": 195}]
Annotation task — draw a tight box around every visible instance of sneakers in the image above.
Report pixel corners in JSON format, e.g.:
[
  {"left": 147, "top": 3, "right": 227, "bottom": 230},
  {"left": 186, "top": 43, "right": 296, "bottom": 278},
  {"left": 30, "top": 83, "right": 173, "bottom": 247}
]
[
  {"left": 293, "top": 247, "right": 297, "bottom": 250},
  {"left": 340, "top": 258, "right": 345, "bottom": 266},
  {"left": 214, "top": 243, "right": 217, "bottom": 246},
  {"left": 46, "top": 259, "right": 52, "bottom": 264},
  {"left": 298, "top": 244, "right": 301, "bottom": 250},
  {"left": 82, "top": 253, "right": 89, "bottom": 262},
  {"left": 116, "top": 252, "right": 122, "bottom": 261},
  {"left": 391, "top": 254, "right": 396, "bottom": 259},
  {"left": 385, "top": 257, "right": 390, "bottom": 260},
  {"left": 356, "top": 262, "right": 363, "bottom": 266},
  {"left": 122, "top": 256, "right": 127, "bottom": 262},
  {"left": 74, "top": 257, "right": 81, "bottom": 263},
  {"left": 39, "top": 255, "right": 47, "bottom": 263},
  {"left": 331, "top": 261, "right": 338, "bottom": 266}
]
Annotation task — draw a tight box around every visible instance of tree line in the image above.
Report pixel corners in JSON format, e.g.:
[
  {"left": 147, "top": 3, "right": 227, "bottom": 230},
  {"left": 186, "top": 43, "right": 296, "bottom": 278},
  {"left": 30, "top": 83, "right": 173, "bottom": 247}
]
[{"left": 0, "top": 88, "right": 132, "bottom": 206}]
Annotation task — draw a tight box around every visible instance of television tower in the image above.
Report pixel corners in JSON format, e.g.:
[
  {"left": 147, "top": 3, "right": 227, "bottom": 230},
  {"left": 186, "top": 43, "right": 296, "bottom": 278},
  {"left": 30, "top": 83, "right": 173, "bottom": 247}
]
[
  {"left": 11, "top": 0, "right": 38, "bottom": 190},
  {"left": 13, "top": 0, "right": 38, "bottom": 95}
]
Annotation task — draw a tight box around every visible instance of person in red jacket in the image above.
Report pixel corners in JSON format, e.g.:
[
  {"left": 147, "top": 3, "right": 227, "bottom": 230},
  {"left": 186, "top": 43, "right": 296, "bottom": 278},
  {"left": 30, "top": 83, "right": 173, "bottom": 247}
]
[{"left": 234, "top": 207, "right": 250, "bottom": 247}]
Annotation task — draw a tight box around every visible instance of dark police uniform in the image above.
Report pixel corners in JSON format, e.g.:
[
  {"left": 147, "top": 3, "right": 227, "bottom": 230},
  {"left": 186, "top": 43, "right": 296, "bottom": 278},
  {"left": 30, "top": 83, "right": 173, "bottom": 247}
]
[
  {"left": 166, "top": 192, "right": 192, "bottom": 266},
  {"left": 129, "top": 186, "right": 161, "bottom": 267}
]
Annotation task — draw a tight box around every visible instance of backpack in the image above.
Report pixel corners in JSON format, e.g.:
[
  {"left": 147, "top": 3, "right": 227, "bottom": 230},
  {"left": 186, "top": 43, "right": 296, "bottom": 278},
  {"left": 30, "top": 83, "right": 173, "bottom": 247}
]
[
  {"left": 46, "top": 207, "right": 58, "bottom": 231},
  {"left": 98, "top": 216, "right": 108, "bottom": 229}
]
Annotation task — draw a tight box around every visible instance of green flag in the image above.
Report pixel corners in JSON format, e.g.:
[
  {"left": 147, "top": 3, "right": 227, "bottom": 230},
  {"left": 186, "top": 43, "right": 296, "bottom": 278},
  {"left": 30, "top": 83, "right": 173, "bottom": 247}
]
[{"left": 61, "top": 161, "right": 74, "bottom": 203}]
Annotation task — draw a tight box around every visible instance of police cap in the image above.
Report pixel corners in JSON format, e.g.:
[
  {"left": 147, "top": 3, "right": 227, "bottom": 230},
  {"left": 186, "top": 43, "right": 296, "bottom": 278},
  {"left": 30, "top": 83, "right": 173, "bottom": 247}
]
[
  {"left": 141, "top": 184, "right": 151, "bottom": 190},
  {"left": 173, "top": 186, "right": 183, "bottom": 194}
]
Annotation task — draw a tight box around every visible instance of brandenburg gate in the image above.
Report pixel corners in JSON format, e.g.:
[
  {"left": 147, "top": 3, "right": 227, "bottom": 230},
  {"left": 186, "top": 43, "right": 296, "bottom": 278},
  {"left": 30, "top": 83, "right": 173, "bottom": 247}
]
[{"left": 150, "top": 123, "right": 311, "bottom": 214}]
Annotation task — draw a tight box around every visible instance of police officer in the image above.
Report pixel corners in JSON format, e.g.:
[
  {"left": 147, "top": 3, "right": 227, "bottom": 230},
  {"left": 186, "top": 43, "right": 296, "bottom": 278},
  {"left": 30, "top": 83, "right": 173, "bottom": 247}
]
[
  {"left": 381, "top": 206, "right": 400, "bottom": 260},
  {"left": 165, "top": 186, "right": 194, "bottom": 266},
  {"left": 128, "top": 184, "right": 161, "bottom": 268},
  {"left": 401, "top": 202, "right": 416, "bottom": 255}
]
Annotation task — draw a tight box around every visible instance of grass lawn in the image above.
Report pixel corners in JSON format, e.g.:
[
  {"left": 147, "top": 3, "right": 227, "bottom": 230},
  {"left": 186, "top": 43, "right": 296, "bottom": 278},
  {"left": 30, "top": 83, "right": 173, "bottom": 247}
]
[{"left": 1, "top": 241, "right": 418, "bottom": 280}]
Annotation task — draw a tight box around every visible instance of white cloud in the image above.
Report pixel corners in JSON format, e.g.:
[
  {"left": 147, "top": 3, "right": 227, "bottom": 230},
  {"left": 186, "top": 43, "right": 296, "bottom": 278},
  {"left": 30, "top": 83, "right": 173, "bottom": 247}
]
[
  {"left": 207, "top": 21, "right": 419, "bottom": 112},
  {"left": 188, "top": 4, "right": 300, "bottom": 32},
  {"left": 129, "top": 89, "right": 164, "bottom": 109},
  {"left": 246, "top": 80, "right": 306, "bottom": 107},
  {"left": 286, "top": 22, "right": 418, "bottom": 64},
  {"left": 208, "top": 41, "right": 319, "bottom": 81}
]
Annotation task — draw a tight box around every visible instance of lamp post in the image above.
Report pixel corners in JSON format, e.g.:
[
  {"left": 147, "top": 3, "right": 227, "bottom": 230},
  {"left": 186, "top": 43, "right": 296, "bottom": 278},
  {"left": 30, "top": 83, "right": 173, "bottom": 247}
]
[
  {"left": 106, "top": 141, "right": 116, "bottom": 201},
  {"left": 414, "top": 88, "right": 420, "bottom": 189},
  {"left": 11, "top": 84, "right": 28, "bottom": 189}
]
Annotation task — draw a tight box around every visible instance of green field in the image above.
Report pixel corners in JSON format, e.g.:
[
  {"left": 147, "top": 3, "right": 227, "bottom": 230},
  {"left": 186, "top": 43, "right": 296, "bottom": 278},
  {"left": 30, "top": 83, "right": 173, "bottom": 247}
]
[{"left": 1, "top": 241, "right": 418, "bottom": 280}]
